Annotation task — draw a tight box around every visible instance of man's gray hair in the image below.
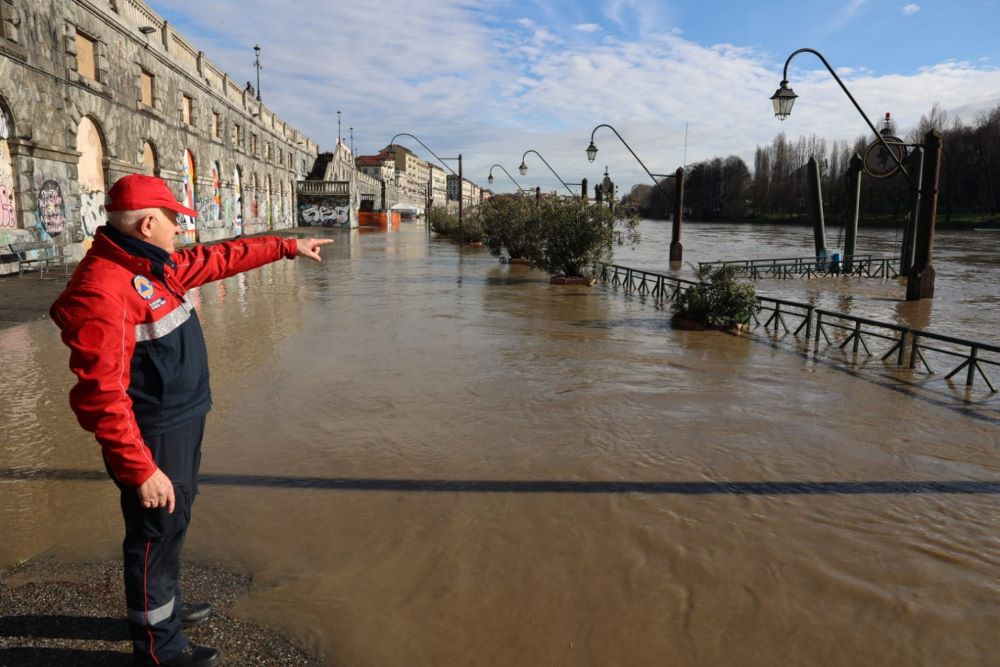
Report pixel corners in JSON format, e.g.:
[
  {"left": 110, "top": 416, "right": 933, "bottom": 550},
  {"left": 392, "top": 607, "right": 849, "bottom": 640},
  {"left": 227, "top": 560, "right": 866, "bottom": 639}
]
[{"left": 107, "top": 208, "right": 160, "bottom": 230}]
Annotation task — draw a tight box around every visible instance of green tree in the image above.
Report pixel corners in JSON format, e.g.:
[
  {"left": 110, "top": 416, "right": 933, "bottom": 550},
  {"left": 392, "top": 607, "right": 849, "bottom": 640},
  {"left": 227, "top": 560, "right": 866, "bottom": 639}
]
[
  {"left": 479, "top": 194, "right": 538, "bottom": 259},
  {"left": 529, "top": 197, "right": 639, "bottom": 278}
]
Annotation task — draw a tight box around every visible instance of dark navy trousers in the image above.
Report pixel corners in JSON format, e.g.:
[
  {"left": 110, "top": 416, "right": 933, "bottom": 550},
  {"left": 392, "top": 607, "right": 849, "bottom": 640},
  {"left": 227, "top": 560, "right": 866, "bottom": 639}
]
[{"left": 110, "top": 415, "right": 205, "bottom": 663}]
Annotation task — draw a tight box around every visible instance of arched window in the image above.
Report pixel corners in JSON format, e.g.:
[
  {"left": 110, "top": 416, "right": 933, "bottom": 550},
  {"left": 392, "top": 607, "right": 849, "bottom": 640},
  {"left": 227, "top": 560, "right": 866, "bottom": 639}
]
[
  {"left": 210, "top": 162, "right": 221, "bottom": 223},
  {"left": 181, "top": 149, "right": 196, "bottom": 240},
  {"left": 0, "top": 100, "right": 18, "bottom": 230},
  {"left": 142, "top": 141, "right": 158, "bottom": 175},
  {"left": 75, "top": 117, "right": 107, "bottom": 241}
]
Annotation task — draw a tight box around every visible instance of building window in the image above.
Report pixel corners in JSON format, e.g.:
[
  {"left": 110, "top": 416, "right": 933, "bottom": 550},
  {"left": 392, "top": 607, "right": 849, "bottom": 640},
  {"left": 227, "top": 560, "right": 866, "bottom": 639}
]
[
  {"left": 250, "top": 133, "right": 257, "bottom": 154},
  {"left": 265, "top": 142, "right": 271, "bottom": 160},
  {"left": 212, "top": 112, "right": 221, "bottom": 140},
  {"left": 76, "top": 32, "right": 97, "bottom": 81},
  {"left": 278, "top": 149, "right": 284, "bottom": 167},
  {"left": 182, "top": 95, "right": 193, "bottom": 125},
  {"left": 140, "top": 70, "right": 154, "bottom": 107},
  {"left": 232, "top": 123, "right": 241, "bottom": 147}
]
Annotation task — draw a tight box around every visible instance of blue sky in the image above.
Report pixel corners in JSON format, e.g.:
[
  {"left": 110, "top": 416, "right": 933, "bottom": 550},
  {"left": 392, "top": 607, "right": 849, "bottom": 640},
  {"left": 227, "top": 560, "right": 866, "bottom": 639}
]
[{"left": 150, "top": 0, "right": 1000, "bottom": 193}]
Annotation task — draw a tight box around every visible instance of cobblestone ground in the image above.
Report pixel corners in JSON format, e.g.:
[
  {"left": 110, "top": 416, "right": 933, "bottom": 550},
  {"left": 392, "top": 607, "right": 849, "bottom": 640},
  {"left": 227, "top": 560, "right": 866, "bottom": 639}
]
[{"left": 0, "top": 558, "right": 326, "bottom": 665}]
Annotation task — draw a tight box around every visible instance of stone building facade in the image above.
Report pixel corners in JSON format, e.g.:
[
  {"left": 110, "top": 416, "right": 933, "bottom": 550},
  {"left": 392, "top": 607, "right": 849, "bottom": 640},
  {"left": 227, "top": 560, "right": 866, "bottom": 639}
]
[{"left": 0, "top": 0, "right": 318, "bottom": 272}]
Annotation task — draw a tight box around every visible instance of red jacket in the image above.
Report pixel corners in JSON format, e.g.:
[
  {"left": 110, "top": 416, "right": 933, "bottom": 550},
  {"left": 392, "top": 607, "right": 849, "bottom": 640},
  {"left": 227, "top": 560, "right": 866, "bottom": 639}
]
[{"left": 51, "top": 229, "right": 297, "bottom": 487}]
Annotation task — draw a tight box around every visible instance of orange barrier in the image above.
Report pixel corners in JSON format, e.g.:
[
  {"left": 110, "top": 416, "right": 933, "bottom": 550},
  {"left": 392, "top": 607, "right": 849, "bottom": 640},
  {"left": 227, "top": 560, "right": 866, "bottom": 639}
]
[{"left": 358, "top": 211, "right": 401, "bottom": 229}]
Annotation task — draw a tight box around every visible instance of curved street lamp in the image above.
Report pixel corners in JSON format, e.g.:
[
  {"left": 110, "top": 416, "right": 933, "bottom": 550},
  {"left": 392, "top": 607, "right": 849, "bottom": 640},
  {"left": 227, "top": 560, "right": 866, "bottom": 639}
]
[
  {"left": 771, "top": 47, "right": 941, "bottom": 301},
  {"left": 487, "top": 164, "right": 527, "bottom": 193},
  {"left": 387, "top": 132, "right": 464, "bottom": 243},
  {"left": 518, "top": 149, "right": 578, "bottom": 198},
  {"left": 771, "top": 48, "right": 911, "bottom": 185},
  {"left": 586, "top": 123, "right": 685, "bottom": 262}
]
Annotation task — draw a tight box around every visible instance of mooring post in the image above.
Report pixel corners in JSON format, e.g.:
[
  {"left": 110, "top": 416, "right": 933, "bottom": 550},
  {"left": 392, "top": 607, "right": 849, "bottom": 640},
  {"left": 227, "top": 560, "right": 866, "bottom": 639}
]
[
  {"left": 807, "top": 156, "right": 827, "bottom": 258},
  {"left": 669, "top": 167, "right": 684, "bottom": 264},
  {"left": 844, "top": 153, "right": 863, "bottom": 273},
  {"left": 906, "top": 130, "right": 942, "bottom": 301},
  {"left": 900, "top": 147, "right": 924, "bottom": 274}
]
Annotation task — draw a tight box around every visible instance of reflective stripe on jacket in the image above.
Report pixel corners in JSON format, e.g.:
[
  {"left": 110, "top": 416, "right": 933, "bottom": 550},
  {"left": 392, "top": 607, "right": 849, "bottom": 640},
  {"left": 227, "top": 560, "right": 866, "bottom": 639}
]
[{"left": 51, "top": 228, "right": 297, "bottom": 487}]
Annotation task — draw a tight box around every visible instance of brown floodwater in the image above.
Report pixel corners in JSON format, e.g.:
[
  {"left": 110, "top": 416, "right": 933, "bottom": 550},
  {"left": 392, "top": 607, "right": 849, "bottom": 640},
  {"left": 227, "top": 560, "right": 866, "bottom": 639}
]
[{"left": 1, "top": 222, "right": 998, "bottom": 666}]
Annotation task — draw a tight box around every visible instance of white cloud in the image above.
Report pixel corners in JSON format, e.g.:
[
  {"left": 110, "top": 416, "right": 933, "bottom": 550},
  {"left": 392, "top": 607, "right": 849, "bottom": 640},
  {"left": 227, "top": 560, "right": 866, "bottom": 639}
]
[
  {"left": 902, "top": 4, "right": 921, "bottom": 14},
  {"left": 575, "top": 23, "right": 602, "bottom": 33},
  {"left": 148, "top": 0, "right": 1000, "bottom": 194}
]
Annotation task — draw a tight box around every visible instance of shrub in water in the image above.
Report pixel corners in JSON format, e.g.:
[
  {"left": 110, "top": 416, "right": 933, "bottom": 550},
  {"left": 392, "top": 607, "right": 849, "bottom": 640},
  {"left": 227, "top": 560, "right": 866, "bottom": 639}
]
[{"left": 673, "top": 265, "right": 761, "bottom": 329}]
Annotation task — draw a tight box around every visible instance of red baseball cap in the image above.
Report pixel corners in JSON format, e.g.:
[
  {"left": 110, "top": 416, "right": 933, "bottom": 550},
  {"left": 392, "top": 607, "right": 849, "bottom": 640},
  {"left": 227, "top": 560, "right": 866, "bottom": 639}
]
[{"left": 106, "top": 174, "right": 198, "bottom": 217}]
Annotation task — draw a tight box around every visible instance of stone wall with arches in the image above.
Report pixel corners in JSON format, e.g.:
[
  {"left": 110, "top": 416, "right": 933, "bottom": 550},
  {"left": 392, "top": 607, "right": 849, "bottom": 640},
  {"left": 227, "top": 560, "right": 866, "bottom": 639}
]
[{"left": 0, "top": 0, "right": 319, "bottom": 270}]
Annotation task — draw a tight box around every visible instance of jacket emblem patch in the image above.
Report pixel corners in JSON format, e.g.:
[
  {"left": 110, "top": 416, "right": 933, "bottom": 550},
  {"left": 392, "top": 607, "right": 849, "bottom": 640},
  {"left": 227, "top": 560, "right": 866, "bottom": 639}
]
[
  {"left": 132, "top": 275, "right": 155, "bottom": 300},
  {"left": 148, "top": 297, "right": 167, "bottom": 311}
]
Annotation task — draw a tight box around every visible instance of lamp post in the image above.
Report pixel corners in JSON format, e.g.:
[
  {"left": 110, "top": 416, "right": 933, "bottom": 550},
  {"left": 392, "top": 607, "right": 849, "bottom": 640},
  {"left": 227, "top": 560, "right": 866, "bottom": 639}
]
[
  {"left": 587, "top": 123, "right": 684, "bottom": 262},
  {"left": 772, "top": 47, "right": 940, "bottom": 300},
  {"left": 518, "top": 149, "right": 578, "bottom": 198},
  {"left": 252, "top": 45, "right": 263, "bottom": 102},
  {"left": 388, "top": 133, "right": 463, "bottom": 243},
  {"left": 487, "top": 164, "right": 528, "bottom": 193}
]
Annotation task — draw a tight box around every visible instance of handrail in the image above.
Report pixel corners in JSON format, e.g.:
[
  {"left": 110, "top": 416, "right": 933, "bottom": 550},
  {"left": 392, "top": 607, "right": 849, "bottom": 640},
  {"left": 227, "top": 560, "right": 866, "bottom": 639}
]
[{"left": 599, "top": 262, "right": 997, "bottom": 393}]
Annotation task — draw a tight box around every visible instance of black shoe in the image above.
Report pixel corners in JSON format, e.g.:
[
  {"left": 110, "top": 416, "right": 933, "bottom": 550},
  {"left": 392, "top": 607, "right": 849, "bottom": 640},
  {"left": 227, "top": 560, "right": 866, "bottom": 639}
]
[
  {"left": 180, "top": 601, "right": 213, "bottom": 628},
  {"left": 134, "top": 643, "right": 220, "bottom": 666}
]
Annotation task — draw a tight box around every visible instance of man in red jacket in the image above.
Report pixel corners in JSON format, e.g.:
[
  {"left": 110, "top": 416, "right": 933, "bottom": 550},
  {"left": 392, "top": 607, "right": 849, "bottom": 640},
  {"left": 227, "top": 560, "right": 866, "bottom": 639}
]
[{"left": 50, "top": 174, "right": 332, "bottom": 667}]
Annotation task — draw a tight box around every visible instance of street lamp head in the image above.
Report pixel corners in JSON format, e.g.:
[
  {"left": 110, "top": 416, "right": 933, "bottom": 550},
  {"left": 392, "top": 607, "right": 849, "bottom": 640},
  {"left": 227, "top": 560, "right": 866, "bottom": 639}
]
[
  {"left": 586, "top": 142, "right": 598, "bottom": 163},
  {"left": 770, "top": 80, "right": 798, "bottom": 120},
  {"left": 487, "top": 174, "right": 494, "bottom": 184},
  {"left": 518, "top": 162, "right": 528, "bottom": 176}
]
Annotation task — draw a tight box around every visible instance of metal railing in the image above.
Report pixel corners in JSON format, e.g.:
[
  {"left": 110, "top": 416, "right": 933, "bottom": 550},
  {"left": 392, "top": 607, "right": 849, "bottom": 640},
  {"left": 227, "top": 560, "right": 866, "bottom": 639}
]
[
  {"left": 698, "top": 255, "right": 901, "bottom": 280},
  {"left": 297, "top": 180, "right": 349, "bottom": 196},
  {"left": 599, "top": 262, "right": 997, "bottom": 393}
]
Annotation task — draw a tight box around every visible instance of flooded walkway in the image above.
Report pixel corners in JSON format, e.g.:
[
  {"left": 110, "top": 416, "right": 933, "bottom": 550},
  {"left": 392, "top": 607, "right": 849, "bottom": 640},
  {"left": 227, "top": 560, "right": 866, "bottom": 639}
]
[{"left": 2, "top": 224, "right": 998, "bottom": 666}]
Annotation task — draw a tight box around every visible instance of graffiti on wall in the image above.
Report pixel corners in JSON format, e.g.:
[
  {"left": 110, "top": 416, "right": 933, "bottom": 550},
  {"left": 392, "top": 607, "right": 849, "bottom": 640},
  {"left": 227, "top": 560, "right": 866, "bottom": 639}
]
[
  {"left": 79, "top": 186, "right": 105, "bottom": 238},
  {"left": 299, "top": 195, "right": 350, "bottom": 226},
  {"left": 37, "top": 180, "right": 67, "bottom": 235},
  {"left": 0, "top": 109, "right": 17, "bottom": 229},
  {"left": 232, "top": 168, "right": 243, "bottom": 236},
  {"left": 211, "top": 165, "right": 221, "bottom": 221},
  {"left": 180, "top": 150, "right": 196, "bottom": 238}
]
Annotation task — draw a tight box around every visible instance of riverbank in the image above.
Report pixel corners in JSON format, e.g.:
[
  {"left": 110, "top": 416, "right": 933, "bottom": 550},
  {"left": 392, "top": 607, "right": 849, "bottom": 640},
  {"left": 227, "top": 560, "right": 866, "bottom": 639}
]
[{"left": 0, "top": 558, "right": 325, "bottom": 665}]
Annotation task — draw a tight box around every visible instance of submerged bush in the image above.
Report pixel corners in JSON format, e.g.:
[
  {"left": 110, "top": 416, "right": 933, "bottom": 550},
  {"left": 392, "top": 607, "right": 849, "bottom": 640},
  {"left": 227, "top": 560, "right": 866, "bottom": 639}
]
[
  {"left": 673, "top": 265, "right": 761, "bottom": 328},
  {"left": 529, "top": 197, "right": 639, "bottom": 278},
  {"left": 429, "top": 206, "right": 483, "bottom": 244},
  {"left": 479, "top": 194, "right": 538, "bottom": 259}
]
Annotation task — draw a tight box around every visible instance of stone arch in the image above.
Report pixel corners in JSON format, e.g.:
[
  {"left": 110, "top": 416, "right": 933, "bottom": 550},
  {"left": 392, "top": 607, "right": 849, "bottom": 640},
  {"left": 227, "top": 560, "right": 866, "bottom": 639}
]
[
  {"left": 0, "top": 92, "right": 19, "bottom": 231},
  {"left": 75, "top": 116, "right": 107, "bottom": 242},
  {"left": 142, "top": 140, "right": 159, "bottom": 176}
]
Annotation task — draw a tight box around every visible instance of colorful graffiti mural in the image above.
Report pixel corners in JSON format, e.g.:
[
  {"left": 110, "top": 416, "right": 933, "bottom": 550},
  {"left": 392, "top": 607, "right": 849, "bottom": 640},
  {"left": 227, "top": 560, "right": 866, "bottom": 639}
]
[
  {"left": 37, "top": 180, "right": 67, "bottom": 235},
  {"left": 0, "top": 108, "right": 17, "bottom": 229}
]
